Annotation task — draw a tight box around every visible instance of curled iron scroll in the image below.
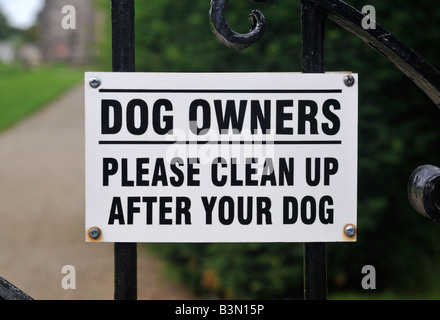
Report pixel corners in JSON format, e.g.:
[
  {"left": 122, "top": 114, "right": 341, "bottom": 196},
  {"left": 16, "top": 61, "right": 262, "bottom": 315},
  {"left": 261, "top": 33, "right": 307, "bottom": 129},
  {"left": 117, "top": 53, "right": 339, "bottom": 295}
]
[
  {"left": 308, "top": 0, "right": 440, "bottom": 108},
  {"left": 408, "top": 165, "right": 440, "bottom": 224},
  {"left": 209, "top": 0, "right": 267, "bottom": 50}
]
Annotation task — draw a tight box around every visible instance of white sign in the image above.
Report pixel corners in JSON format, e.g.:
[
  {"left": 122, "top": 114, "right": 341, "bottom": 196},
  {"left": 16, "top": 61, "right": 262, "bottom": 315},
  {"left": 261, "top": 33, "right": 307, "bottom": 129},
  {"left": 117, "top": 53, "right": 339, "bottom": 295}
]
[{"left": 85, "top": 72, "right": 358, "bottom": 242}]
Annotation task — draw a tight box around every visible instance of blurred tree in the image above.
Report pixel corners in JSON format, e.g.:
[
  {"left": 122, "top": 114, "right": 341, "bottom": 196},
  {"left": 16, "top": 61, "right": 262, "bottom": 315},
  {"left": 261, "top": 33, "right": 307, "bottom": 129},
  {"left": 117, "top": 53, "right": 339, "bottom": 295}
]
[
  {"left": 20, "top": 25, "right": 38, "bottom": 43},
  {"left": 0, "top": 7, "right": 13, "bottom": 40},
  {"left": 98, "top": 0, "right": 440, "bottom": 298},
  {"left": 0, "top": 7, "right": 38, "bottom": 43}
]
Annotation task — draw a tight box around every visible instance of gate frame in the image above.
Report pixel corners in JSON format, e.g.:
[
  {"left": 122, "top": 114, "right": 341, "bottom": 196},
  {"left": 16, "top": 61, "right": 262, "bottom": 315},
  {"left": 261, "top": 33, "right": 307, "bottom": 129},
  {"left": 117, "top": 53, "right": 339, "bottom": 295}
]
[
  {"left": 3, "top": 0, "right": 438, "bottom": 301},
  {"left": 301, "top": 0, "right": 328, "bottom": 300},
  {"left": 111, "top": 0, "right": 137, "bottom": 301},
  {"left": 108, "top": 0, "right": 440, "bottom": 300}
]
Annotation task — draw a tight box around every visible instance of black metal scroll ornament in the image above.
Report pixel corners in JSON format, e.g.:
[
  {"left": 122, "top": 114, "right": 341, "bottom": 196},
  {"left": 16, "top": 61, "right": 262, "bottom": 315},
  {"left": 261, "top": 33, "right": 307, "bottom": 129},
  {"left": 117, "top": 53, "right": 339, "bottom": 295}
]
[
  {"left": 210, "top": 0, "right": 440, "bottom": 108},
  {"left": 309, "top": 0, "right": 440, "bottom": 108},
  {"left": 408, "top": 165, "right": 440, "bottom": 224},
  {"left": 209, "top": 0, "right": 267, "bottom": 50}
]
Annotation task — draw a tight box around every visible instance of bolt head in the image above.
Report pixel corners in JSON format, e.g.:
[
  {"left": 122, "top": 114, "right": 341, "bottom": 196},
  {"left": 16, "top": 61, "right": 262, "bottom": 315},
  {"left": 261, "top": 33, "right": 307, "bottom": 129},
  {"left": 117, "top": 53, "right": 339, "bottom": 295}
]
[
  {"left": 88, "top": 227, "right": 101, "bottom": 240},
  {"left": 344, "top": 224, "right": 356, "bottom": 237},
  {"left": 343, "top": 75, "right": 355, "bottom": 87},
  {"left": 89, "top": 77, "right": 101, "bottom": 89}
]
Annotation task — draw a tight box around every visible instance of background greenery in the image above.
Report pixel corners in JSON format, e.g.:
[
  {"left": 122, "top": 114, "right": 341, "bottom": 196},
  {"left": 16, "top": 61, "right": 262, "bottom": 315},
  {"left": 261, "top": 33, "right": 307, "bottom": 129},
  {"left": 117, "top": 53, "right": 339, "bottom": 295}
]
[
  {"left": 0, "top": 7, "right": 83, "bottom": 133},
  {"left": 0, "top": 63, "right": 84, "bottom": 132},
  {"left": 96, "top": 0, "right": 440, "bottom": 299}
]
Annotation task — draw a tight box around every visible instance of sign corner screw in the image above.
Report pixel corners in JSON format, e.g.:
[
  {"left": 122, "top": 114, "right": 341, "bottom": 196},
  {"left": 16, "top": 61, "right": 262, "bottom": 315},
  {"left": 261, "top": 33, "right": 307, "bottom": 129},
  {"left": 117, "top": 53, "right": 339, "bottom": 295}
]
[
  {"left": 89, "top": 77, "right": 101, "bottom": 89},
  {"left": 343, "top": 75, "right": 355, "bottom": 87},
  {"left": 88, "top": 227, "right": 101, "bottom": 240},
  {"left": 344, "top": 224, "right": 356, "bottom": 237}
]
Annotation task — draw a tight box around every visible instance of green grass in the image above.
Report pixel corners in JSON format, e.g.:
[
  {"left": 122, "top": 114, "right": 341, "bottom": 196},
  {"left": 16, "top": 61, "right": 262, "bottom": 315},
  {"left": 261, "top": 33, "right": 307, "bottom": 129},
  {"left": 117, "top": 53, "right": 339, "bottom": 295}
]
[{"left": 0, "top": 63, "right": 84, "bottom": 131}]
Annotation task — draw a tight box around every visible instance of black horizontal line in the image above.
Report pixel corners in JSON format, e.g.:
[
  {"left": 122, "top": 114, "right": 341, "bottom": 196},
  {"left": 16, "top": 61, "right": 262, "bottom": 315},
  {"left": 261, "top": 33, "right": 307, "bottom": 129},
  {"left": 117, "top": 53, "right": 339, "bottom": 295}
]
[
  {"left": 99, "top": 140, "right": 342, "bottom": 145},
  {"left": 98, "top": 89, "right": 342, "bottom": 94}
]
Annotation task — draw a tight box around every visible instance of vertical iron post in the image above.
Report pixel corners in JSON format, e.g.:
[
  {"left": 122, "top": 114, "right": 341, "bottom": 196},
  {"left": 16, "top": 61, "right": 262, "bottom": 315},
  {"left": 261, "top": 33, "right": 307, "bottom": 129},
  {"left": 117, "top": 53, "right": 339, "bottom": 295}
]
[
  {"left": 111, "top": 0, "right": 137, "bottom": 300},
  {"left": 301, "top": 0, "right": 328, "bottom": 300}
]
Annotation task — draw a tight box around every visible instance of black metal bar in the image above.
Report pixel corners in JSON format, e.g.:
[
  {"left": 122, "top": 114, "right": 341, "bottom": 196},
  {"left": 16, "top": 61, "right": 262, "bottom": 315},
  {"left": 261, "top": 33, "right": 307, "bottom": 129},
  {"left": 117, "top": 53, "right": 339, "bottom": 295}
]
[
  {"left": 114, "top": 243, "right": 137, "bottom": 300},
  {"left": 303, "top": 243, "right": 327, "bottom": 300},
  {"left": 111, "top": 0, "right": 137, "bottom": 300},
  {"left": 301, "top": 1, "right": 325, "bottom": 73},
  {"left": 112, "top": 0, "right": 135, "bottom": 72},
  {"left": 301, "top": 0, "right": 328, "bottom": 300},
  {"left": 0, "top": 276, "right": 33, "bottom": 300}
]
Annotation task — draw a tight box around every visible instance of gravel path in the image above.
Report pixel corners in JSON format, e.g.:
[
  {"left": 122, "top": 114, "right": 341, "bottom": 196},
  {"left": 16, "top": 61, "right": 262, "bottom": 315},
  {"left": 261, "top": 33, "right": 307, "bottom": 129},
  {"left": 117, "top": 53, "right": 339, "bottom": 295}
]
[{"left": 0, "top": 84, "right": 195, "bottom": 300}]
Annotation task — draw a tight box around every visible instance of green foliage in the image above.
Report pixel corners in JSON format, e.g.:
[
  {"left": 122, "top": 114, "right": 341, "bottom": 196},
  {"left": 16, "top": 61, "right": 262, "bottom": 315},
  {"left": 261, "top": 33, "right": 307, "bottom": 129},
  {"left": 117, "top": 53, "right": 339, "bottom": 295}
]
[
  {"left": 100, "top": 0, "right": 440, "bottom": 298},
  {"left": 148, "top": 243, "right": 304, "bottom": 299},
  {"left": 134, "top": 1, "right": 301, "bottom": 73},
  {"left": 0, "top": 7, "right": 13, "bottom": 40}
]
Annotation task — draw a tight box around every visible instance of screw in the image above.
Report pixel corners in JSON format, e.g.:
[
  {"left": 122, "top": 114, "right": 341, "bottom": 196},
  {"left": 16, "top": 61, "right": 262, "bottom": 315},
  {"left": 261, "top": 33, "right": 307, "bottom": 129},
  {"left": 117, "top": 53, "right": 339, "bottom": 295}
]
[
  {"left": 89, "top": 77, "right": 101, "bottom": 89},
  {"left": 88, "top": 227, "right": 101, "bottom": 240},
  {"left": 344, "top": 224, "right": 356, "bottom": 237},
  {"left": 343, "top": 75, "right": 355, "bottom": 87}
]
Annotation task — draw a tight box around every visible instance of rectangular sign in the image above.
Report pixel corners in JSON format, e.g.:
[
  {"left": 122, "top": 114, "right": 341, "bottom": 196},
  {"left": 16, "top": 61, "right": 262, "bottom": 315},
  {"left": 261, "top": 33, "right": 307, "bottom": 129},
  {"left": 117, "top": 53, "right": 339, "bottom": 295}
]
[{"left": 85, "top": 72, "right": 358, "bottom": 242}]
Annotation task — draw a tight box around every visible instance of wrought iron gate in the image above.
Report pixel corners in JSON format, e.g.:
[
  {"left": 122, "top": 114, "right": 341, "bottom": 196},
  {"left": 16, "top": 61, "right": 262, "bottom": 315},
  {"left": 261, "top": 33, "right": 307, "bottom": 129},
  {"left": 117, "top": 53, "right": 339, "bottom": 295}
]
[{"left": 2, "top": 0, "right": 440, "bottom": 300}]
